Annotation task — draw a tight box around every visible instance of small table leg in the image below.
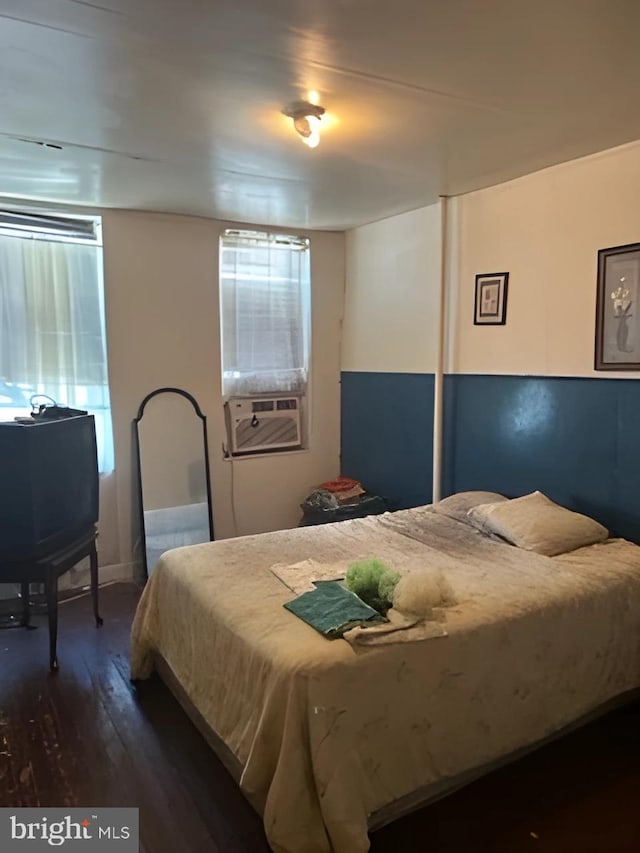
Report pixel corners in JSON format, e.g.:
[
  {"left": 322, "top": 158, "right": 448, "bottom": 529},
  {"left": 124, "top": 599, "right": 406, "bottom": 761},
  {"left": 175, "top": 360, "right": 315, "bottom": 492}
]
[
  {"left": 46, "top": 572, "right": 58, "bottom": 672},
  {"left": 20, "top": 581, "right": 30, "bottom": 628},
  {"left": 90, "top": 543, "right": 103, "bottom": 628}
]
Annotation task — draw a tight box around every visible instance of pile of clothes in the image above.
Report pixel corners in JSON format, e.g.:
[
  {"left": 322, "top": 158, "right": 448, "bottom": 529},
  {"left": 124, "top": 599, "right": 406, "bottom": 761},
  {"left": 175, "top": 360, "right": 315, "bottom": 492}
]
[{"left": 300, "top": 476, "right": 387, "bottom": 525}]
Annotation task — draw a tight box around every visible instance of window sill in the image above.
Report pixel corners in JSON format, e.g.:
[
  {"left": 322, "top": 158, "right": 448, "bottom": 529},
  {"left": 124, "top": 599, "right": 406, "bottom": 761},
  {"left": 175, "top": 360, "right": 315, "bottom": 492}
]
[{"left": 223, "top": 448, "right": 310, "bottom": 462}]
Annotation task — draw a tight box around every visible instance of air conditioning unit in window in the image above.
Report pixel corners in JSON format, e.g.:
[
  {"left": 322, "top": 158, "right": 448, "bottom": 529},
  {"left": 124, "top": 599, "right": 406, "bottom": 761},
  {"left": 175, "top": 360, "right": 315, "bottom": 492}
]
[{"left": 225, "top": 397, "right": 302, "bottom": 455}]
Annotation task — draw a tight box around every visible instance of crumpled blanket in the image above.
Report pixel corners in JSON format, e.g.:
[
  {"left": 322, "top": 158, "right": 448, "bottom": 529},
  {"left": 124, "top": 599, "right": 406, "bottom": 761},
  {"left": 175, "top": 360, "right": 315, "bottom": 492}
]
[
  {"left": 343, "top": 606, "right": 448, "bottom": 645},
  {"left": 271, "top": 557, "right": 452, "bottom": 644},
  {"left": 270, "top": 558, "right": 349, "bottom": 594}
]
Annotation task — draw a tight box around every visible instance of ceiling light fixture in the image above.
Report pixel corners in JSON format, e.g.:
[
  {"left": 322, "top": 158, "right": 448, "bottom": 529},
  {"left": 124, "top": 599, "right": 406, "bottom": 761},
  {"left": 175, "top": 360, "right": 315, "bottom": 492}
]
[{"left": 282, "top": 100, "right": 326, "bottom": 149}]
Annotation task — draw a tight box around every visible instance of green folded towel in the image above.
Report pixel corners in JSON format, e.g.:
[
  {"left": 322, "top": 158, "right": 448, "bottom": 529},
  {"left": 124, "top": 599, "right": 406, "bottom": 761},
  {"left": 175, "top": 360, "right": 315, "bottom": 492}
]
[{"left": 284, "top": 580, "right": 385, "bottom": 639}]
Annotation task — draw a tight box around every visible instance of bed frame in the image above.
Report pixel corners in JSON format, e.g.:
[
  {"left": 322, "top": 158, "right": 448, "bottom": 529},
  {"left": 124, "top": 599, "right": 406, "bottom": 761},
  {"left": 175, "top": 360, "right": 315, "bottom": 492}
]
[{"left": 152, "top": 652, "right": 640, "bottom": 833}]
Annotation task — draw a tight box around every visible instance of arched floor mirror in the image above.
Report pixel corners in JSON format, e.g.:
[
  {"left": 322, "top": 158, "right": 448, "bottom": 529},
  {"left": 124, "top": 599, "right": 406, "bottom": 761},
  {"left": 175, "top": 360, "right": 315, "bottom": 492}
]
[{"left": 133, "top": 388, "right": 214, "bottom": 578}]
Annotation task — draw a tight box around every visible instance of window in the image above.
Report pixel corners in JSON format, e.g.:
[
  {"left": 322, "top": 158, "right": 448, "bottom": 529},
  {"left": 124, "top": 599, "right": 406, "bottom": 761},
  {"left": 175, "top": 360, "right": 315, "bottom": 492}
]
[
  {"left": 220, "top": 229, "right": 311, "bottom": 398},
  {"left": 0, "top": 210, "right": 114, "bottom": 472}
]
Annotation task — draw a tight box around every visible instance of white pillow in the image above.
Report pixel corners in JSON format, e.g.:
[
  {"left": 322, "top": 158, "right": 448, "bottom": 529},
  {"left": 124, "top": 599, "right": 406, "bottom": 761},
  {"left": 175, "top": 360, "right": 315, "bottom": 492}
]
[
  {"left": 433, "top": 491, "right": 508, "bottom": 524},
  {"left": 467, "top": 491, "right": 608, "bottom": 556}
]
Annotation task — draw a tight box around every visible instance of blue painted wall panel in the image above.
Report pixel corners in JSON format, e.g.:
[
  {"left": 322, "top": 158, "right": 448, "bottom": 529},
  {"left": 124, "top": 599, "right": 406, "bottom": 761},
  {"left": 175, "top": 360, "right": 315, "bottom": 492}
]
[
  {"left": 341, "top": 371, "right": 640, "bottom": 542},
  {"left": 443, "top": 374, "right": 640, "bottom": 542},
  {"left": 341, "top": 371, "right": 640, "bottom": 541},
  {"left": 340, "top": 372, "right": 433, "bottom": 508}
]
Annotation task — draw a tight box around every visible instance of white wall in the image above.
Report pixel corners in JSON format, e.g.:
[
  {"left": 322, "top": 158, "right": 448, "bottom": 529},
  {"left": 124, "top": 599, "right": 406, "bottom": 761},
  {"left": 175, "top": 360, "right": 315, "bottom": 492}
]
[
  {"left": 449, "top": 140, "right": 640, "bottom": 378},
  {"left": 342, "top": 204, "right": 442, "bottom": 374},
  {"left": 342, "top": 140, "right": 640, "bottom": 381},
  {"left": 101, "top": 211, "right": 343, "bottom": 575}
]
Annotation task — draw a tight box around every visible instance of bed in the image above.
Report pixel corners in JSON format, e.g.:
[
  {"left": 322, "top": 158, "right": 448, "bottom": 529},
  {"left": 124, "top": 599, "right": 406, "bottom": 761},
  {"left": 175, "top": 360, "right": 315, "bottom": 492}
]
[{"left": 130, "top": 502, "right": 640, "bottom": 853}]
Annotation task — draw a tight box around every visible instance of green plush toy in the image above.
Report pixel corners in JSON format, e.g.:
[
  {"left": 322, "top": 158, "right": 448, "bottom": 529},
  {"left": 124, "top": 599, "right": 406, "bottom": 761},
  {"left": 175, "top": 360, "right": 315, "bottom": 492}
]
[{"left": 345, "top": 558, "right": 400, "bottom": 615}]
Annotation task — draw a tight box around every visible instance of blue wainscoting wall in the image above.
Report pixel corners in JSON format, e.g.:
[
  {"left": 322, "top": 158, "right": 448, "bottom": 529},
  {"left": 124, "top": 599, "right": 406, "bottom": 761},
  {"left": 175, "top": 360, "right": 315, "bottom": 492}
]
[
  {"left": 340, "top": 371, "right": 640, "bottom": 542},
  {"left": 340, "top": 371, "right": 434, "bottom": 508},
  {"left": 443, "top": 374, "right": 640, "bottom": 543}
]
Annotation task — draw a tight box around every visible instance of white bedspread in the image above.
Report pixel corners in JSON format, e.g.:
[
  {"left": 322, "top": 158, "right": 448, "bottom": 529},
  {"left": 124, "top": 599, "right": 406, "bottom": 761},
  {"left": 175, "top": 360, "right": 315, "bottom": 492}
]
[{"left": 130, "top": 507, "right": 640, "bottom": 853}]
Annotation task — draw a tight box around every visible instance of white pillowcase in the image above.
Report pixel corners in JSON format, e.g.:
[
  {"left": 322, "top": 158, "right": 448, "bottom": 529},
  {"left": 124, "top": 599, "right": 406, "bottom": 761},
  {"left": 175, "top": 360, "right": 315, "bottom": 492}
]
[
  {"left": 432, "top": 490, "right": 508, "bottom": 524},
  {"left": 467, "top": 491, "right": 608, "bottom": 556}
]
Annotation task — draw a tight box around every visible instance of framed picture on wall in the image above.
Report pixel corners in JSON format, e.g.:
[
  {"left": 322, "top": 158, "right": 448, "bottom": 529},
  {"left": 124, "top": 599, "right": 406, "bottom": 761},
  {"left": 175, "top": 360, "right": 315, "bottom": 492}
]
[
  {"left": 595, "top": 242, "right": 640, "bottom": 370},
  {"left": 474, "top": 272, "right": 509, "bottom": 325}
]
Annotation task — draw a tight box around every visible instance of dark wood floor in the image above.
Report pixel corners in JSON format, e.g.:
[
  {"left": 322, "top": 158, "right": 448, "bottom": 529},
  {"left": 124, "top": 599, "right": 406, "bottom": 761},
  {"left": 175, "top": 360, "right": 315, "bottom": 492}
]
[{"left": 1, "top": 583, "right": 639, "bottom": 852}]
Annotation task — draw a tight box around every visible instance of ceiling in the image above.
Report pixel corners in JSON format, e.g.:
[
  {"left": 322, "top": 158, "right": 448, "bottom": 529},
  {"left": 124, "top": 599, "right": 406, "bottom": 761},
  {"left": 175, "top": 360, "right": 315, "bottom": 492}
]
[{"left": 2, "top": 0, "right": 640, "bottom": 230}]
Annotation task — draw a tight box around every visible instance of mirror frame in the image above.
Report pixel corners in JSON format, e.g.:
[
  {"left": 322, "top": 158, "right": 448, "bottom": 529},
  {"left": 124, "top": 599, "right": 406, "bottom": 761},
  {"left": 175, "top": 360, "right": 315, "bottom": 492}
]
[{"left": 132, "top": 387, "right": 215, "bottom": 579}]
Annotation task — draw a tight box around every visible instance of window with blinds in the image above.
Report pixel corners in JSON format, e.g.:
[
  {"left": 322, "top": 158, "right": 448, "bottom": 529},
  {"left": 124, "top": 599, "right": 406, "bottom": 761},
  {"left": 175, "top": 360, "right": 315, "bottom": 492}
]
[
  {"left": 220, "top": 229, "right": 311, "bottom": 398},
  {"left": 0, "top": 209, "right": 114, "bottom": 472}
]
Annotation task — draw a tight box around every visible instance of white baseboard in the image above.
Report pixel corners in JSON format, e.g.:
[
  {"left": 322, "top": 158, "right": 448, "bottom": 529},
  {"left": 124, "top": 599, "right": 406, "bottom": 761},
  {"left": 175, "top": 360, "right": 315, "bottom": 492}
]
[
  {"left": 0, "top": 562, "right": 140, "bottom": 600},
  {"left": 59, "top": 560, "right": 139, "bottom": 592},
  {"left": 98, "top": 561, "right": 139, "bottom": 585}
]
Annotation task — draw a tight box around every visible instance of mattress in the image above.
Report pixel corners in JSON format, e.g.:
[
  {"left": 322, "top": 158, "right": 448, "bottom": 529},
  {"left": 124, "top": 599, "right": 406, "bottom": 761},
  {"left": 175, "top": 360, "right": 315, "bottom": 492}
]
[{"left": 130, "top": 507, "right": 640, "bottom": 853}]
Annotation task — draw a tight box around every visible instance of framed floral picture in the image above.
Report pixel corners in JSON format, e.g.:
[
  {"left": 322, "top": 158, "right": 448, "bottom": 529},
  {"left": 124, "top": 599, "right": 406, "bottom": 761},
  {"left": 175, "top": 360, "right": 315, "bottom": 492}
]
[
  {"left": 474, "top": 272, "right": 509, "bottom": 325},
  {"left": 595, "top": 242, "right": 640, "bottom": 370}
]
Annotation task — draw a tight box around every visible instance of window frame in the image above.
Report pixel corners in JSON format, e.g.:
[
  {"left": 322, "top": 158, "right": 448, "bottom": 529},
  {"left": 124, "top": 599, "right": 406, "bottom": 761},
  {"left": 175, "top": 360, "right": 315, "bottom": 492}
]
[
  {"left": 0, "top": 207, "right": 113, "bottom": 473},
  {"left": 219, "top": 228, "right": 312, "bottom": 455}
]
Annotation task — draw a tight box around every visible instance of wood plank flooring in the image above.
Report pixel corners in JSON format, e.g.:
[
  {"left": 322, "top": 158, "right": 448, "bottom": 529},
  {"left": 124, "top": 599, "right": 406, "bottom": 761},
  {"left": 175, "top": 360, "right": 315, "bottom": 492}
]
[{"left": 1, "top": 583, "right": 639, "bottom": 852}]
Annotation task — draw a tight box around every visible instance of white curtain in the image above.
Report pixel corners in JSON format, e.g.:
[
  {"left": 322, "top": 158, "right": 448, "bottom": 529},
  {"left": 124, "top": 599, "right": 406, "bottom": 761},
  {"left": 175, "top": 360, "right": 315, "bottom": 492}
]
[
  {"left": 220, "top": 233, "right": 310, "bottom": 397},
  {"left": 0, "top": 233, "right": 114, "bottom": 472}
]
